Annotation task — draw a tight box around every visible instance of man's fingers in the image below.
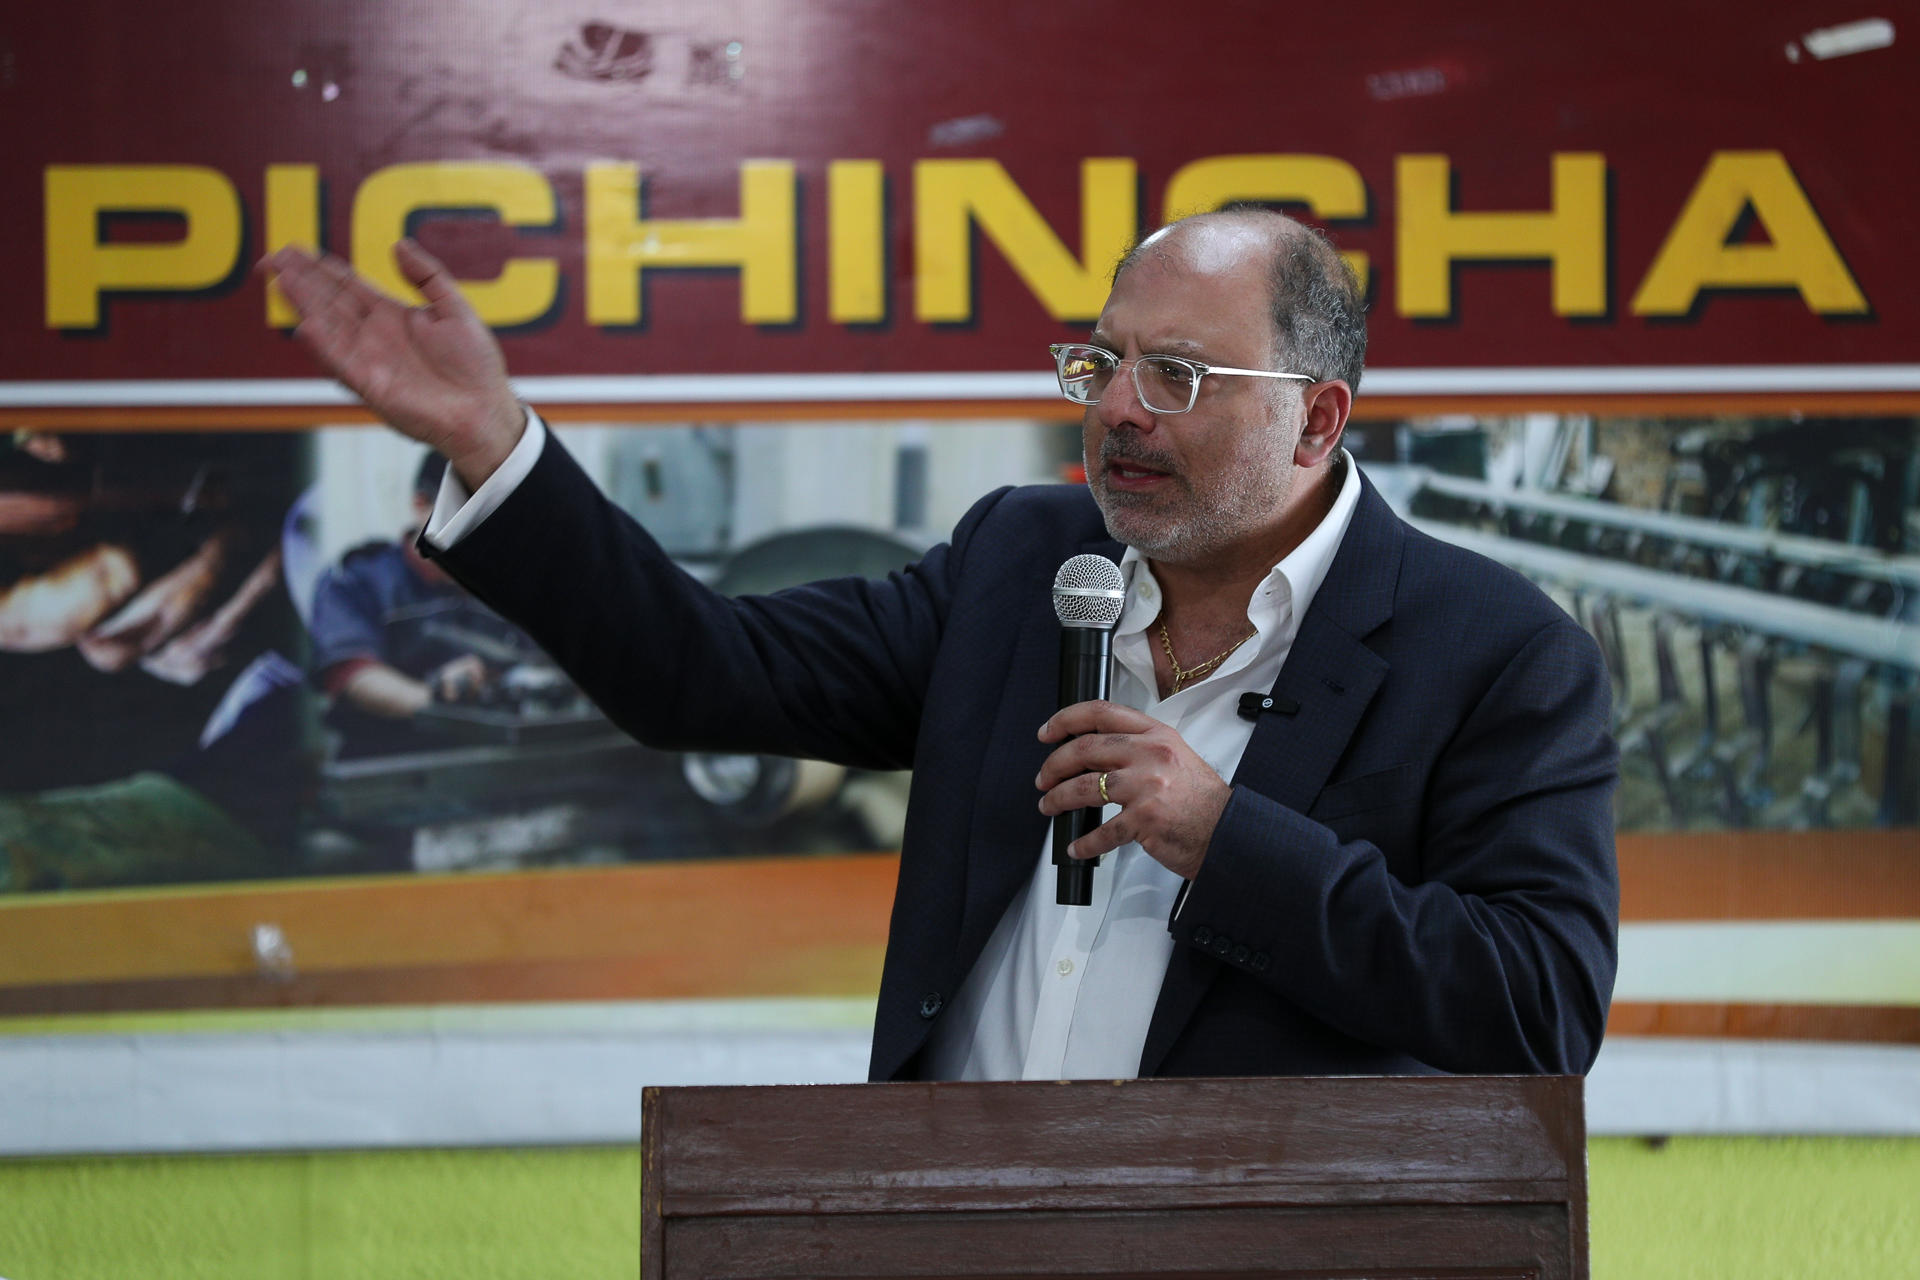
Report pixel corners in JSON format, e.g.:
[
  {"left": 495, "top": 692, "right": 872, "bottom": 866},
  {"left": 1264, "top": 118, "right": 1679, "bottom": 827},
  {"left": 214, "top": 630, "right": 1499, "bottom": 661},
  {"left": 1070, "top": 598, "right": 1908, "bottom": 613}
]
[
  {"left": 285, "top": 256, "right": 404, "bottom": 378},
  {"left": 257, "top": 245, "right": 314, "bottom": 279},
  {"left": 1035, "top": 731, "right": 1143, "bottom": 790},
  {"left": 310, "top": 253, "right": 388, "bottom": 316},
  {"left": 1038, "top": 768, "right": 1119, "bottom": 817},
  {"left": 1068, "top": 812, "right": 1135, "bottom": 861},
  {"left": 395, "top": 238, "right": 469, "bottom": 315},
  {"left": 291, "top": 306, "right": 365, "bottom": 378},
  {"left": 1038, "top": 699, "right": 1157, "bottom": 743},
  {"left": 259, "top": 247, "right": 335, "bottom": 319},
  {"left": 267, "top": 249, "right": 354, "bottom": 312},
  {"left": 262, "top": 247, "right": 392, "bottom": 324}
]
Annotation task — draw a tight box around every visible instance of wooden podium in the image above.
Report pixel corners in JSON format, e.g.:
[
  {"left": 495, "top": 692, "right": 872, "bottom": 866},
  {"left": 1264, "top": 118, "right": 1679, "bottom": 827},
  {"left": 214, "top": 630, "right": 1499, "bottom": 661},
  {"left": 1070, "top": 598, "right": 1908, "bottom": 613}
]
[{"left": 642, "top": 1075, "right": 1588, "bottom": 1279}]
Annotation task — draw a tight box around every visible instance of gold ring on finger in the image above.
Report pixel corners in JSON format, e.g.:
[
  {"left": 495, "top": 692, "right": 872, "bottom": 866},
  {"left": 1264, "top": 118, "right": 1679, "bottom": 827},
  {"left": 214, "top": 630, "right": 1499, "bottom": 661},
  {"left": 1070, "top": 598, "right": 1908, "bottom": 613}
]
[{"left": 1098, "top": 771, "right": 1112, "bottom": 806}]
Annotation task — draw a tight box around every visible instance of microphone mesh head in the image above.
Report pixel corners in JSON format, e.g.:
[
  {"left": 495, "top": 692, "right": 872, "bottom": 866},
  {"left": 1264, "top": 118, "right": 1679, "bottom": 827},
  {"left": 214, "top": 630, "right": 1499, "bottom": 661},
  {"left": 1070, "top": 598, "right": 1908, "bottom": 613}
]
[{"left": 1052, "top": 554, "right": 1126, "bottom": 628}]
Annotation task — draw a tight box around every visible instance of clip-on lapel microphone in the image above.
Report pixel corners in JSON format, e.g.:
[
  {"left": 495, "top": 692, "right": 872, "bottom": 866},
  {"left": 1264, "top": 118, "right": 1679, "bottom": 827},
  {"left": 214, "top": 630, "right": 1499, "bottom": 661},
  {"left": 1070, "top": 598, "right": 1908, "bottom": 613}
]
[{"left": 1237, "top": 690, "right": 1301, "bottom": 721}]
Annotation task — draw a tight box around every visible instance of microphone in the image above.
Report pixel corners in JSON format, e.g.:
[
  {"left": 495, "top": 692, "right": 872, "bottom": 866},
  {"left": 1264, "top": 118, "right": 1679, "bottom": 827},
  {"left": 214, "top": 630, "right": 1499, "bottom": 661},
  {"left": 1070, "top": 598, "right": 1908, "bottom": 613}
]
[
  {"left": 1050, "top": 553, "right": 1126, "bottom": 905},
  {"left": 1236, "top": 690, "right": 1301, "bottom": 720}
]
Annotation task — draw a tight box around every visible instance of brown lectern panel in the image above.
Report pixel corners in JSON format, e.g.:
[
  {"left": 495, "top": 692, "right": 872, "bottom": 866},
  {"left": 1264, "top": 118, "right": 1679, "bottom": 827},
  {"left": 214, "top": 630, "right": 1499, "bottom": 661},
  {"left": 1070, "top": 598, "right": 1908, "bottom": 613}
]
[{"left": 642, "top": 1076, "right": 1587, "bottom": 1280}]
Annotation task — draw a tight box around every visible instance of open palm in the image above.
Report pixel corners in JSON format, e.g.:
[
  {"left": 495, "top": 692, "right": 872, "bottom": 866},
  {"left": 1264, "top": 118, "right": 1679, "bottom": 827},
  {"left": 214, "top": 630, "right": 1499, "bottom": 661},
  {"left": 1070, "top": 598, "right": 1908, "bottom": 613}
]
[{"left": 261, "top": 241, "right": 523, "bottom": 475}]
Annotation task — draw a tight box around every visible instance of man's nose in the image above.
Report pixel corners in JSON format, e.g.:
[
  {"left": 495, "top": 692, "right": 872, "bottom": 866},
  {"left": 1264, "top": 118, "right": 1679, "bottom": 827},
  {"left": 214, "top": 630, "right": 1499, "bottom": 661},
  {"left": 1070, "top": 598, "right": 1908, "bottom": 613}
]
[{"left": 1095, "top": 363, "right": 1155, "bottom": 431}]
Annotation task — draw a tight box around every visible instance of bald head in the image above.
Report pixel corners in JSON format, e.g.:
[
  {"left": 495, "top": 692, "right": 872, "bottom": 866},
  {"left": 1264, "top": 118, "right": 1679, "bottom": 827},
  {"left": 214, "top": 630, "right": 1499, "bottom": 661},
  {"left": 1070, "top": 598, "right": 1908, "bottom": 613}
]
[{"left": 1113, "top": 210, "right": 1368, "bottom": 391}]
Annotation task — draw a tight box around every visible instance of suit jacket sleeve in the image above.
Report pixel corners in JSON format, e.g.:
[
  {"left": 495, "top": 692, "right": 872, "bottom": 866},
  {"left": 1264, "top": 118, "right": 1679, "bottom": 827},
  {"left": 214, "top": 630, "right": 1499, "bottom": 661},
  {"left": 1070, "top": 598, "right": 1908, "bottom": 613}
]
[
  {"left": 428, "top": 428, "right": 1003, "bottom": 771},
  {"left": 1173, "top": 613, "right": 1620, "bottom": 1075}
]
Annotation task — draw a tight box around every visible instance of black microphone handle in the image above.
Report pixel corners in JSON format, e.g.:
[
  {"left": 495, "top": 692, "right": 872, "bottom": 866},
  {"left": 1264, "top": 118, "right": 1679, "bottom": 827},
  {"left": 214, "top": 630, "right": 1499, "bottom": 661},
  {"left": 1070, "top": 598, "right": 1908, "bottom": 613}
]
[{"left": 1053, "top": 626, "right": 1113, "bottom": 906}]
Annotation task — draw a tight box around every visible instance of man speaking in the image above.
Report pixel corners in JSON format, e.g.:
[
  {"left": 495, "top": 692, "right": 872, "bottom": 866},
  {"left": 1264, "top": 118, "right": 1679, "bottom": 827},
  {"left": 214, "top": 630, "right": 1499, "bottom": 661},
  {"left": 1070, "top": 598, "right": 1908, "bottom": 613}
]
[{"left": 262, "top": 208, "right": 1619, "bottom": 1082}]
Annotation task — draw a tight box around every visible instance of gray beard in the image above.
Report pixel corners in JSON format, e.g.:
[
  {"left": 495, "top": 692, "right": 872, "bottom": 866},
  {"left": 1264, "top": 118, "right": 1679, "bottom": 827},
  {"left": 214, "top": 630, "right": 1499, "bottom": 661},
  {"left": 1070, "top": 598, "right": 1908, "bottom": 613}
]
[{"left": 1090, "top": 435, "right": 1294, "bottom": 563}]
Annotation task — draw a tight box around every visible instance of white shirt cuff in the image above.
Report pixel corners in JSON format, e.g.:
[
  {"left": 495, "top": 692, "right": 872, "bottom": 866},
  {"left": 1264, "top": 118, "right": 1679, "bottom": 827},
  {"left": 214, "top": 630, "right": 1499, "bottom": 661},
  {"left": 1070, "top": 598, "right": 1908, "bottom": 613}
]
[{"left": 422, "top": 408, "right": 547, "bottom": 550}]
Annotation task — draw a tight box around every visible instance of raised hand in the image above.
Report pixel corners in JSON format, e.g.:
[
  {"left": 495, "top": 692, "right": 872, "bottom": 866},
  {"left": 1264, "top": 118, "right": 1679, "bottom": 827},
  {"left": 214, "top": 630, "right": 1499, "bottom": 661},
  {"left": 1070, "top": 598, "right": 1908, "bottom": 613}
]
[{"left": 258, "top": 240, "right": 525, "bottom": 487}]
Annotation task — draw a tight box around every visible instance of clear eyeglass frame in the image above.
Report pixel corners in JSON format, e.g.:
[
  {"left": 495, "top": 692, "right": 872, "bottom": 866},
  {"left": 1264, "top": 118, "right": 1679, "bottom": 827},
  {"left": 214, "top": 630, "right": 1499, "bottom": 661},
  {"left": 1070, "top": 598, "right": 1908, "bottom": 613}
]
[{"left": 1048, "top": 342, "right": 1314, "bottom": 415}]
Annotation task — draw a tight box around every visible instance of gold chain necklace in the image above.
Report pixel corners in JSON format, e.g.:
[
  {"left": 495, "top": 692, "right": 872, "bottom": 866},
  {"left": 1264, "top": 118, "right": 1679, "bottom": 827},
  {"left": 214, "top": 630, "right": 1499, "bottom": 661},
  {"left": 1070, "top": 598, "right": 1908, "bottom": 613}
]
[{"left": 1158, "top": 618, "right": 1256, "bottom": 693}]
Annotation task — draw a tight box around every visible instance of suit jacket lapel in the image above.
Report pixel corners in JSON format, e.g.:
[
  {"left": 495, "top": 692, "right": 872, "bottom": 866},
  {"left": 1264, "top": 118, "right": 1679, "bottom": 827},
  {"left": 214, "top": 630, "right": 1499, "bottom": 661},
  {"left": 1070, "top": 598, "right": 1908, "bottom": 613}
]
[{"left": 1140, "top": 476, "right": 1404, "bottom": 1074}]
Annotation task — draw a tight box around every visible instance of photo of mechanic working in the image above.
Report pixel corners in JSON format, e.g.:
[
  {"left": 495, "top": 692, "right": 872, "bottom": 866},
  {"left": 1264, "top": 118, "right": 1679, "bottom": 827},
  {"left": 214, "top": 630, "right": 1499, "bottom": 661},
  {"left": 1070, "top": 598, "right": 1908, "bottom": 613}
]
[{"left": 309, "top": 451, "right": 544, "bottom": 760}]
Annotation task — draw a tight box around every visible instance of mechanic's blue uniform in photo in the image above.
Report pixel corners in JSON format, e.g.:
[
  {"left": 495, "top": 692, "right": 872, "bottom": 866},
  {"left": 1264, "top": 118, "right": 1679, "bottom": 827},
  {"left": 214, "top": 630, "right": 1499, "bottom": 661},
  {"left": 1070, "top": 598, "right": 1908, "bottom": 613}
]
[{"left": 309, "top": 541, "right": 533, "bottom": 757}]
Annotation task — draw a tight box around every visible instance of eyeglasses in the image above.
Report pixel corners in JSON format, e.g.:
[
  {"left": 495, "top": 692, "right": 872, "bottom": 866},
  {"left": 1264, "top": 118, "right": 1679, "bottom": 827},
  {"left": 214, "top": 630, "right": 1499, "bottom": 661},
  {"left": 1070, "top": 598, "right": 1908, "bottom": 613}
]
[{"left": 1048, "top": 343, "right": 1313, "bottom": 415}]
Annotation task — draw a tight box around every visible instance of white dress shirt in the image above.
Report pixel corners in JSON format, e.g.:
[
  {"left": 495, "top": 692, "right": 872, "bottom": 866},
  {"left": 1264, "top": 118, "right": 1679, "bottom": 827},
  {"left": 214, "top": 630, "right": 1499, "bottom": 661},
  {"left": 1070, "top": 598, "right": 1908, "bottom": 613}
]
[
  {"left": 421, "top": 409, "right": 548, "bottom": 549},
  {"left": 425, "top": 416, "right": 1362, "bottom": 1080},
  {"left": 922, "top": 454, "right": 1362, "bottom": 1080}
]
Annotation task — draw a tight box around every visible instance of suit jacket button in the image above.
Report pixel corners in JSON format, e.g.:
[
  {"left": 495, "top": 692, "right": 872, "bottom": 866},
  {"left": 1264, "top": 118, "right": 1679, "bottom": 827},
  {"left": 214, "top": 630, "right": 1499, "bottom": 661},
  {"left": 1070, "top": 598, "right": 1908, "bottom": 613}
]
[
  {"left": 1231, "top": 943, "right": 1250, "bottom": 964},
  {"left": 1210, "top": 934, "right": 1232, "bottom": 957},
  {"left": 1193, "top": 926, "right": 1214, "bottom": 946},
  {"left": 1252, "top": 951, "right": 1271, "bottom": 972},
  {"left": 919, "top": 993, "right": 944, "bottom": 1019}
]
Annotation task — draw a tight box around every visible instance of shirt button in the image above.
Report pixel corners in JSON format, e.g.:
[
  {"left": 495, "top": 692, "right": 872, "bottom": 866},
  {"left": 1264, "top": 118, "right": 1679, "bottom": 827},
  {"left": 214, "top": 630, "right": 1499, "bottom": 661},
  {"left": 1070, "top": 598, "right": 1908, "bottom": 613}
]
[
  {"left": 1056, "top": 957, "right": 1074, "bottom": 977},
  {"left": 1140, "top": 581, "right": 1155, "bottom": 599}
]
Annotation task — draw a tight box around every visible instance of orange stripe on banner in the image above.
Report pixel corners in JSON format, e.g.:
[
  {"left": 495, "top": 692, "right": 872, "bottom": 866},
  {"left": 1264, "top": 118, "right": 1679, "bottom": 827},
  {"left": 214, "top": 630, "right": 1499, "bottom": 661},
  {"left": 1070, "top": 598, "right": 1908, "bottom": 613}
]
[
  {"left": 1616, "top": 830, "right": 1920, "bottom": 921},
  {"left": 3, "top": 831, "right": 1917, "bottom": 1015},
  {"left": 1609, "top": 1002, "right": 1920, "bottom": 1045},
  {"left": 0, "top": 855, "right": 898, "bottom": 990},
  {"left": 0, "top": 952, "right": 888, "bottom": 1017}
]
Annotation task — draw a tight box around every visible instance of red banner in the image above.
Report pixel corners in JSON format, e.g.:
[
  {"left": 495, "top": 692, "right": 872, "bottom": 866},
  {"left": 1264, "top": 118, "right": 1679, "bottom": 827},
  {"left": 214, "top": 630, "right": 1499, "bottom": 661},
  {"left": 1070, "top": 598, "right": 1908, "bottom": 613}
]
[{"left": 4, "top": 0, "right": 1917, "bottom": 414}]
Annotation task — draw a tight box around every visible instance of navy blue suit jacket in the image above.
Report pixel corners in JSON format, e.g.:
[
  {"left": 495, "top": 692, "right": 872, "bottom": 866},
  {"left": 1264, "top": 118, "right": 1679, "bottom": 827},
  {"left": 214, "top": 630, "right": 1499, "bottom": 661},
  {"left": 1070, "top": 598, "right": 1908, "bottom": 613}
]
[{"left": 436, "top": 433, "right": 1620, "bottom": 1081}]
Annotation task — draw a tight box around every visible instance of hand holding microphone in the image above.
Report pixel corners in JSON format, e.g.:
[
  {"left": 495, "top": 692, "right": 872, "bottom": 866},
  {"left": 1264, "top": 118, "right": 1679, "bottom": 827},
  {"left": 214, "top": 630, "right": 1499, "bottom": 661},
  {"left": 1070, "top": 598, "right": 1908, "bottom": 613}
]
[{"left": 1037, "top": 555, "right": 1235, "bottom": 897}]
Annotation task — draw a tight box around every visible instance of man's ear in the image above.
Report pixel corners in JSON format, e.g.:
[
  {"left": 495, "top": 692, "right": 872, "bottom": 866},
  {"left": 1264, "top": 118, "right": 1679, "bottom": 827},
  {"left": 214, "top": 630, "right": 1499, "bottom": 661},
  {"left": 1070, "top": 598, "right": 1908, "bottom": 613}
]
[{"left": 1294, "top": 380, "right": 1353, "bottom": 467}]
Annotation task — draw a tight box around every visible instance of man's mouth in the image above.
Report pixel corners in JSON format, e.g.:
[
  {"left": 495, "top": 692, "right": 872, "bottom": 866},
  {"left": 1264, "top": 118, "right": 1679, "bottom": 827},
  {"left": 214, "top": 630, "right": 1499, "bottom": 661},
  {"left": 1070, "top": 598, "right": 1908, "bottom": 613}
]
[{"left": 1103, "top": 454, "right": 1174, "bottom": 489}]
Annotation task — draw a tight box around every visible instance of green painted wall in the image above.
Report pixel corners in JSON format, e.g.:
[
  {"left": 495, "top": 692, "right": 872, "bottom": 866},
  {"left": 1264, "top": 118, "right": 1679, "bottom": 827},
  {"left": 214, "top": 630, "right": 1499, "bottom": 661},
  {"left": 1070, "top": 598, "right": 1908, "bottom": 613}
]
[
  {"left": 1590, "top": 1138, "right": 1920, "bottom": 1278},
  {"left": 0, "top": 1138, "right": 1915, "bottom": 1279},
  {"left": 0, "top": 1147, "right": 641, "bottom": 1280}
]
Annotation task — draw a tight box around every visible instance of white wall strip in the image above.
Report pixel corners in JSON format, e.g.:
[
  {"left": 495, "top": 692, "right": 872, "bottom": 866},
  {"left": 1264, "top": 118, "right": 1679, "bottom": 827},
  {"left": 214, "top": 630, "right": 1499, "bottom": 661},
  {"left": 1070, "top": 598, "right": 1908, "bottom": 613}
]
[
  {"left": 4, "top": 364, "right": 1920, "bottom": 408},
  {"left": 1585, "top": 1038, "right": 1920, "bottom": 1136},
  {"left": 1614, "top": 922, "right": 1920, "bottom": 1005},
  {"left": 2, "top": 1001, "right": 1916, "bottom": 1155},
  {"left": 0, "top": 999, "right": 873, "bottom": 1157}
]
